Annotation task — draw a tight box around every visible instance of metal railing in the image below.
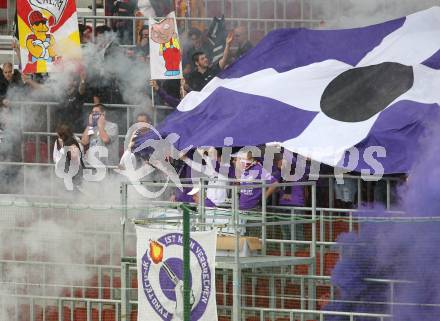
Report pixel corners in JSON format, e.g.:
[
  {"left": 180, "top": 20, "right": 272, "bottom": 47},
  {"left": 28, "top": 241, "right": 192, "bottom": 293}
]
[
  {"left": 0, "top": 186, "right": 435, "bottom": 321},
  {"left": 79, "top": 15, "right": 323, "bottom": 46}
]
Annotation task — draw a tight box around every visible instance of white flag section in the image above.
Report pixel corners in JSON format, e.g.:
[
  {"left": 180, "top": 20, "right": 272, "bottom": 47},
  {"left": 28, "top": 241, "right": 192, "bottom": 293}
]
[
  {"left": 149, "top": 12, "right": 183, "bottom": 79},
  {"left": 136, "top": 226, "right": 217, "bottom": 321}
]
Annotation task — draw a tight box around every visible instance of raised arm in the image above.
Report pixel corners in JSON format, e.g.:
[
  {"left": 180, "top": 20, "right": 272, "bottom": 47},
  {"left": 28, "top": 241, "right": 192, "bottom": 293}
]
[{"left": 218, "top": 32, "right": 234, "bottom": 70}]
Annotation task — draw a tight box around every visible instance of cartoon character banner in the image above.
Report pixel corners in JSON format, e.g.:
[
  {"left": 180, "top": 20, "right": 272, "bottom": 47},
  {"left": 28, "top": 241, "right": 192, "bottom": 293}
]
[
  {"left": 136, "top": 226, "right": 217, "bottom": 321},
  {"left": 17, "top": 0, "right": 81, "bottom": 73},
  {"left": 149, "top": 12, "right": 183, "bottom": 79}
]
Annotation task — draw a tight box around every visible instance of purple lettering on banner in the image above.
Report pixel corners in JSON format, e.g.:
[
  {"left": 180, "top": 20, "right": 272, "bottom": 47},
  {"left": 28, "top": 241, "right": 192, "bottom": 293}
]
[{"left": 141, "top": 233, "right": 212, "bottom": 321}]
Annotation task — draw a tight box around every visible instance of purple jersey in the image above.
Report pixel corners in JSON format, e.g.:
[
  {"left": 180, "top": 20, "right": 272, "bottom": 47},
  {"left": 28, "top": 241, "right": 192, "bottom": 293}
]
[
  {"left": 175, "top": 164, "right": 194, "bottom": 203},
  {"left": 174, "top": 162, "right": 220, "bottom": 206},
  {"left": 239, "top": 162, "right": 277, "bottom": 210}
]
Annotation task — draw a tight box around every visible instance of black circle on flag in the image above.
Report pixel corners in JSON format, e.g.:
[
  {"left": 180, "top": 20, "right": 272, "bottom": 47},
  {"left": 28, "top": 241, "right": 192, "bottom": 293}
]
[{"left": 320, "top": 62, "right": 414, "bottom": 122}]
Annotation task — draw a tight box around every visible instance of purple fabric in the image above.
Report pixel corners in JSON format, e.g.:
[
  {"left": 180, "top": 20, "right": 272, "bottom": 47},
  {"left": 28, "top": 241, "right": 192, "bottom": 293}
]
[
  {"left": 174, "top": 162, "right": 220, "bottom": 206},
  {"left": 272, "top": 167, "right": 306, "bottom": 207},
  {"left": 351, "top": 101, "right": 440, "bottom": 174},
  {"left": 133, "top": 15, "right": 437, "bottom": 174},
  {"left": 278, "top": 185, "right": 305, "bottom": 206},
  {"left": 153, "top": 87, "right": 318, "bottom": 150},
  {"left": 239, "top": 162, "right": 278, "bottom": 210},
  {"left": 220, "top": 18, "right": 404, "bottom": 78},
  {"left": 157, "top": 87, "right": 180, "bottom": 108},
  {"left": 422, "top": 49, "right": 440, "bottom": 70},
  {"left": 174, "top": 164, "right": 193, "bottom": 202}
]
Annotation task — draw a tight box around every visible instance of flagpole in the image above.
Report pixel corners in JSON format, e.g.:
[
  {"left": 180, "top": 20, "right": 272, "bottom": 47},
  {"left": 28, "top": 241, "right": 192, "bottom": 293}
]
[{"left": 181, "top": 204, "right": 191, "bottom": 321}]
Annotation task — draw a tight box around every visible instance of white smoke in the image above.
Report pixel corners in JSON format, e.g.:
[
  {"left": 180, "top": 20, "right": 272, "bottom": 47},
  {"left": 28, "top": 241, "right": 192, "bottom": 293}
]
[{"left": 313, "top": 0, "right": 440, "bottom": 28}]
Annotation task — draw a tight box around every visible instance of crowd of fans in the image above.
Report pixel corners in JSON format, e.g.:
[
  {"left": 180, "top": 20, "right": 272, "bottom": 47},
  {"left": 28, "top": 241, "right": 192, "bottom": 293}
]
[{"left": 0, "top": 13, "right": 403, "bottom": 209}]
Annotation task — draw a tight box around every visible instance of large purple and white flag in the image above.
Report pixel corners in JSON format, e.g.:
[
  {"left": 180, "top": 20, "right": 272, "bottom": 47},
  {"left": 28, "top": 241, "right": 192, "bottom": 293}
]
[
  {"left": 136, "top": 226, "right": 217, "bottom": 321},
  {"left": 138, "top": 7, "right": 440, "bottom": 173}
]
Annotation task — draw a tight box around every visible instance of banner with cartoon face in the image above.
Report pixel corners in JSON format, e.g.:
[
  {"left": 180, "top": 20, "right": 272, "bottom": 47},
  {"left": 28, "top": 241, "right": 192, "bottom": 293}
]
[
  {"left": 17, "top": 0, "right": 81, "bottom": 73},
  {"left": 149, "top": 11, "right": 183, "bottom": 79},
  {"left": 136, "top": 226, "right": 217, "bottom": 321}
]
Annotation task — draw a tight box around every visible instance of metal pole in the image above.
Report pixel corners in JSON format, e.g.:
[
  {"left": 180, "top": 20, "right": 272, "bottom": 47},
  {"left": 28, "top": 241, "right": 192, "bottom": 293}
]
[
  {"left": 151, "top": 85, "right": 157, "bottom": 126},
  {"left": 120, "top": 183, "right": 128, "bottom": 258},
  {"left": 121, "top": 261, "right": 130, "bottom": 321},
  {"left": 232, "top": 185, "right": 241, "bottom": 321},
  {"left": 386, "top": 179, "right": 391, "bottom": 210},
  {"left": 199, "top": 178, "right": 206, "bottom": 230},
  {"left": 261, "top": 182, "right": 267, "bottom": 255},
  {"left": 92, "top": 0, "right": 97, "bottom": 36},
  {"left": 308, "top": 183, "right": 316, "bottom": 310},
  {"left": 181, "top": 204, "right": 191, "bottom": 321}
]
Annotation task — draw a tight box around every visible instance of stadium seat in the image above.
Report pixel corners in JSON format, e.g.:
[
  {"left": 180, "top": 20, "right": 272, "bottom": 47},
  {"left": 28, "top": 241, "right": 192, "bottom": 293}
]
[
  {"left": 45, "top": 305, "right": 62, "bottom": 321},
  {"left": 73, "top": 307, "right": 99, "bottom": 321},
  {"left": 113, "top": 275, "right": 121, "bottom": 288},
  {"left": 293, "top": 251, "right": 321, "bottom": 275},
  {"left": 226, "top": 277, "right": 233, "bottom": 306},
  {"left": 85, "top": 276, "right": 99, "bottom": 299},
  {"left": 243, "top": 278, "right": 254, "bottom": 306},
  {"left": 260, "top": 1, "right": 275, "bottom": 19},
  {"left": 255, "top": 278, "right": 269, "bottom": 307},
  {"left": 285, "top": 1, "right": 301, "bottom": 19},
  {"left": 130, "top": 310, "right": 138, "bottom": 321},
  {"left": 17, "top": 304, "right": 30, "bottom": 321},
  {"left": 316, "top": 285, "right": 331, "bottom": 310},
  {"left": 102, "top": 274, "right": 111, "bottom": 299},
  {"left": 232, "top": 1, "right": 247, "bottom": 19},
  {"left": 73, "top": 307, "right": 87, "bottom": 321},
  {"left": 206, "top": 0, "right": 223, "bottom": 17},
  {"left": 215, "top": 275, "right": 224, "bottom": 306},
  {"left": 131, "top": 275, "right": 138, "bottom": 289},
  {"left": 218, "top": 316, "right": 231, "bottom": 321},
  {"left": 324, "top": 252, "right": 340, "bottom": 275},
  {"left": 283, "top": 282, "right": 301, "bottom": 309},
  {"left": 24, "top": 141, "right": 49, "bottom": 163},
  {"left": 102, "top": 308, "right": 116, "bottom": 321}
]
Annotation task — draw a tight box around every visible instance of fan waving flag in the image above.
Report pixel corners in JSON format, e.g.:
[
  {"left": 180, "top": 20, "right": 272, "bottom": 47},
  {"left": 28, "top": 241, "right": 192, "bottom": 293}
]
[{"left": 136, "top": 7, "right": 440, "bottom": 173}]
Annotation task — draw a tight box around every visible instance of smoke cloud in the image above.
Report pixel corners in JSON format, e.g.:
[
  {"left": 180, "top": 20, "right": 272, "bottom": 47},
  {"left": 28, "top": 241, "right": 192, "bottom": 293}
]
[{"left": 325, "top": 112, "right": 440, "bottom": 320}]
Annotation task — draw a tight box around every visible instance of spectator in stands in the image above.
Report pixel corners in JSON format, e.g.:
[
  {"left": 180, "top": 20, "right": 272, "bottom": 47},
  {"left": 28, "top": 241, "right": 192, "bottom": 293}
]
[
  {"left": 135, "top": 112, "right": 150, "bottom": 124},
  {"left": 150, "top": 79, "right": 185, "bottom": 107},
  {"left": 184, "top": 28, "right": 212, "bottom": 74},
  {"left": 334, "top": 177, "right": 358, "bottom": 208},
  {"left": 112, "top": 0, "right": 137, "bottom": 44},
  {"left": 78, "top": 24, "right": 93, "bottom": 44},
  {"left": 0, "top": 62, "right": 23, "bottom": 105},
  {"left": 186, "top": 32, "right": 233, "bottom": 92},
  {"left": 134, "top": 26, "right": 150, "bottom": 63},
  {"left": 274, "top": 153, "right": 308, "bottom": 208},
  {"left": 124, "top": 112, "right": 151, "bottom": 145},
  {"left": 273, "top": 152, "right": 308, "bottom": 240},
  {"left": 81, "top": 104, "right": 119, "bottom": 166},
  {"left": 232, "top": 26, "right": 253, "bottom": 61},
  {"left": 234, "top": 150, "right": 278, "bottom": 210},
  {"left": 54, "top": 71, "right": 87, "bottom": 133},
  {"left": 53, "top": 124, "right": 85, "bottom": 189}
]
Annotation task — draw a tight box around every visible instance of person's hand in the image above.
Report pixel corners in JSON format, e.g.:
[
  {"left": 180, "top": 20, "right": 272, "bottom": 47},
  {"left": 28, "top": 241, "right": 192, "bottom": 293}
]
[
  {"left": 11, "top": 39, "right": 18, "bottom": 50},
  {"left": 169, "top": 194, "right": 176, "bottom": 202},
  {"left": 21, "top": 73, "right": 30, "bottom": 84},
  {"left": 180, "top": 79, "right": 187, "bottom": 98},
  {"left": 281, "top": 194, "right": 292, "bottom": 201},
  {"left": 80, "top": 70, "right": 86, "bottom": 82},
  {"left": 150, "top": 80, "right": 159, "bottom": 91},
  {"left": 97, "top": 113, "right": 106, "bottom": 129},
  {"left": 225, "top": 31, "right": 234, "bottom": 47},
  {"left": 2, "top": 99, "right": 10, "bottom": 107}
]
